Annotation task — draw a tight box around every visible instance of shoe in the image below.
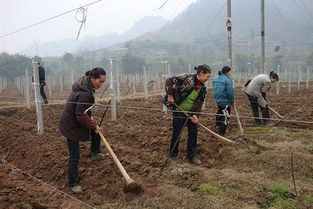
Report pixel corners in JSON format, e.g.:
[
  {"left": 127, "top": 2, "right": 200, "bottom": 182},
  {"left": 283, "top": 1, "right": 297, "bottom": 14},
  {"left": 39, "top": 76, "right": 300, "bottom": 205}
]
[
  {"left": 189, "top": 157, "right": 202, "bottom": 165},
  {"left": 91, "top": 152, "right": 105, "bottom": 160},
  {"left": 44, "top": 100, "right": 48, "bottom": 104},
  {"left": 70, "top": 185, "right": 82, "bottom": 193},
  {"left": 169, "top": 157, "right": 177, "bottom": 164}
]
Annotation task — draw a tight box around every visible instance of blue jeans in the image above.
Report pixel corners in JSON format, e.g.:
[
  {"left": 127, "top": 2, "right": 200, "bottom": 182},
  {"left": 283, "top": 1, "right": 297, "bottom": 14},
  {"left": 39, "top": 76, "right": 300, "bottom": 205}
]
[{"left": 67, "top": 131, "right": 101, "bottom": 187}]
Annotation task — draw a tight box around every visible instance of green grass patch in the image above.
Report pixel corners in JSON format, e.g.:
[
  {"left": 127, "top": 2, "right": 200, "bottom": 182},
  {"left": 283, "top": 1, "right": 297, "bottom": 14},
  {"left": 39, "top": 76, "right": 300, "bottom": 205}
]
[
  {"left": 269, "top": 198, "right": 299, "bottom": 209},
  {"left": 225, "top": 187, "right": 251, "bottom": 199},
  {"left": 267, "top": 184, "right": 294, "bottom": 199},
  {"left": 262, "top": 184, "right": 299, "bottom": 209},
  {"left": 301, "top": 194, "right": 313, "bottom": 206},
  {"left": 198, "top": 184, "right": 222, "bottom": 195},
  {"left": 198, "top": 184, "right": 251, "bottom": 199}
]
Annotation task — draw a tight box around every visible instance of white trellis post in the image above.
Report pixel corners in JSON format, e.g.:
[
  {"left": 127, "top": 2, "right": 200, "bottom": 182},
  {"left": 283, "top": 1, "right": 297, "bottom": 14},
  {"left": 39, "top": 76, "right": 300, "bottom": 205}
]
[
  {"left": 132, "top": 74, "right": 136, "bottom": 95},
  {"left": 110, "top": 57, "right": 117, "bottom": 120},
  {"left": 306, "top": 66, "right": 310, "bottom": 89},
  {"left": 276, "top": 65, "right": 280, "bottom": 95},
  {"left": 116, "top": 65, "right": 120, "bottom": 101},
  {"left": 297, "top": 67, "right": 301, "bottom": 91},
  {"left": 202, "top": 81, "right": 209, "bottom": 110},
  {"left": 143, "top": 66, "right": 148, "bottom": 100},
  {"left": 60, "top": 76, "right": 63, "bottom": 93},
  {"left": 32, "top": 61, "right": 44, "bottom": 135},
  {"left": 25, "top": 69, "right": 31, "bottom": 108},
  {"left": 288, "top": 70, "right": 291, "bottom": 94},
  {"left": 48, "top": 76, "right": 52, "bottom": 98}
]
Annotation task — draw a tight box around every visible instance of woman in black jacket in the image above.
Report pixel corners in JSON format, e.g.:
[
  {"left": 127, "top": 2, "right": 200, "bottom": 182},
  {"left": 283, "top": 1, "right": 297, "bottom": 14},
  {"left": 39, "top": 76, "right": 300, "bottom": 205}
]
[{"left": 59, "top": 67, "right": 106, "bottom": 193}]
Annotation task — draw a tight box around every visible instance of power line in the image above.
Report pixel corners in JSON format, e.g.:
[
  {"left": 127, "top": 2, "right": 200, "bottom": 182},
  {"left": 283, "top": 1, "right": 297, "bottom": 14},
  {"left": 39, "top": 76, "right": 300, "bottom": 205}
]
[
  {"left": 294, "top": 0, "right": 313, "bottom": 28},
  {"left": 267, "top": 0, "right": 307, "bottom": 57},
  {"left": 0, "top": 0, "right": 107, "bottom": 39},
  {"left": 207, "top": 1, "right": 227, "bottom": 33},
  {"left": 152, "top": 0, "right": 186, "bottom": 43},
  {"left": 159, "top": 0, "right": 170, "bottom": 10},
  {"left": 298, "top": 0, "right": 313, "bottom": 24}
]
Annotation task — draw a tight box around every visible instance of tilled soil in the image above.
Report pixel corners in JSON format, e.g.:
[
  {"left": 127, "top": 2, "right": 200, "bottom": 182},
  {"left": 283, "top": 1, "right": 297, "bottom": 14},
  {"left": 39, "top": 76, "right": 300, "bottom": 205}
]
[{"left": 0, "top": 86, "right": 312, "bottom": 208}]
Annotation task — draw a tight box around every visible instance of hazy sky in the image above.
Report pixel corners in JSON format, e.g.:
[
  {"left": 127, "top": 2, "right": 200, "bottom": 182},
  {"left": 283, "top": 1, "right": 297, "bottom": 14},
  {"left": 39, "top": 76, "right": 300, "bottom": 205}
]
[{"left": 0, "top": 0, "right": 198, "bottom": 54}]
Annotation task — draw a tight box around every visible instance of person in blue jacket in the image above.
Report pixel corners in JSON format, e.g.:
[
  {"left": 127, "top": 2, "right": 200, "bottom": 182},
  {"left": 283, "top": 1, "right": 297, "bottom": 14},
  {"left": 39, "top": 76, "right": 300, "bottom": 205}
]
[{"left": 213, "top": 66, "right": 235, "bottom": 135}]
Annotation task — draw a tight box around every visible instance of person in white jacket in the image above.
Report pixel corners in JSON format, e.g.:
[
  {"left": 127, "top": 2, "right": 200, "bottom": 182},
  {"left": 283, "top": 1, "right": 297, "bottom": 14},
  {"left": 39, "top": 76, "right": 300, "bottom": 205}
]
[{"left": 244, "top": 71, "right": 279, "bottom": 125}]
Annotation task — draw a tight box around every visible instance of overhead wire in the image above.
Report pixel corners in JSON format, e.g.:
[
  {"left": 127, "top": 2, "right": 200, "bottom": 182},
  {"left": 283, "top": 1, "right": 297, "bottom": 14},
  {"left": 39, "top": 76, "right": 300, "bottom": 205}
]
[{"left": 0, "top": 0, "right": 108, "bottom": 39}]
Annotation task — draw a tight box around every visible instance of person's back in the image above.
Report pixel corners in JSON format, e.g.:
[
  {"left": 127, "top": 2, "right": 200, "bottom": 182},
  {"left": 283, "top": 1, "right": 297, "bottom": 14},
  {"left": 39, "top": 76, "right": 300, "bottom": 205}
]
[
  {"left": 38, "top": 66, "right": 45, "bottom": 84},
  {"left": 244, "top": 74, "right": 271, "bottom": 98},
  {"left": 212, "top": 66, "right": 234, "bottom": 135},
  {"left": 244, "top": 72, "right": 279, "bottom": 125},
  {"left": 60, "top": 76, "right": 94, "bottom": 142},
  {"left": 37, "top": 64, "right": 48, "bottom": 104},
  {"left": 213, "top": 73, "right": 234, "bottom": 107}
]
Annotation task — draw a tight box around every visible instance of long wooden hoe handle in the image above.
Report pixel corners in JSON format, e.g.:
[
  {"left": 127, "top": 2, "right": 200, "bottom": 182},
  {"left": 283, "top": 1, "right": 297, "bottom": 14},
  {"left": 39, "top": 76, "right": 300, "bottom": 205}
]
[
  {"left": 268, "top": 106, "right": 284, "bottom": 119},
  {"left": 98, "top": 131, "right": 134, "bottom": 184},
  {"left": 234, "top": 104, "right": 244, "bottom": 135},
  {"left": 173, "top": 104, "right": 235, "bottom": 145}
]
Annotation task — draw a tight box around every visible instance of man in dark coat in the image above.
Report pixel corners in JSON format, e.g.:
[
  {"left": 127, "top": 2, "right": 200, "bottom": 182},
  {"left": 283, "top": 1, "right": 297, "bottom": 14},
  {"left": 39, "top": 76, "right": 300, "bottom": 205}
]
[
  {"left": 59, "top": 67, "right": 106, "bottom": 193},
  {"left": 38, "top": 63, "right": 48, "bottom": 104}
]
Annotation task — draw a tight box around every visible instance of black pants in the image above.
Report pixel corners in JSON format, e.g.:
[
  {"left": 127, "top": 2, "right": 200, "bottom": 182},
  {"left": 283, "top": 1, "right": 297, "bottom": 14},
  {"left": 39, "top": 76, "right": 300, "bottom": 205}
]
[
  {"left": 40, "top": 85, "right": 48, "bottom": 104},
  {"left": 170, "top": 111, "right": 198, "bottom": 160},
  {"left": 246, "top": 94, "right": 270, "bottom": 125},
  {"left": 67, "top": 131, "right": 101, "bottom": 187},
  {"left": 216, "top": 105, "right": 231, "bottom": 135}
]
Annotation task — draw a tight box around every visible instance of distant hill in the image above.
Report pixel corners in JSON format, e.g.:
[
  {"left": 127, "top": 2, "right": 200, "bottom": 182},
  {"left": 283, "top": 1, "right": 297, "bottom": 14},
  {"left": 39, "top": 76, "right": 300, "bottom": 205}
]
[{"left": 131, "top": 0, "right": 313, "bottom": 56}]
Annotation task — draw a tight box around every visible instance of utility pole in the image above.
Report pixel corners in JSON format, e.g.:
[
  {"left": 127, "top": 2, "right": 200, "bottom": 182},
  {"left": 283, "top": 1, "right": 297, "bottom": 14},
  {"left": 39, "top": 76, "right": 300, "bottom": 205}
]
[
  {"left": 261, "top": 0, "right": 265, "bottom": 73},
  {"left": 226, "top": 0, "right": 232, "bottom": 68}
]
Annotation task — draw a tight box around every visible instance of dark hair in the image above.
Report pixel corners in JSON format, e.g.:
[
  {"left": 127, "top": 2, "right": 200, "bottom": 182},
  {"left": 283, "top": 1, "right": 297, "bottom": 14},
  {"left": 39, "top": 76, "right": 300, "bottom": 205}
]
[
  {"left": 269, "top": 71, "right": 279, "bottom": 81},
  {"left": 85, "top": 67, "right": 106, "bottom": 78},
  {"left": 194, "top": 64, "right": 211, "bottom": 74},
  {"left": 218, "top": 66, "right": 231, "bottom": 75}
]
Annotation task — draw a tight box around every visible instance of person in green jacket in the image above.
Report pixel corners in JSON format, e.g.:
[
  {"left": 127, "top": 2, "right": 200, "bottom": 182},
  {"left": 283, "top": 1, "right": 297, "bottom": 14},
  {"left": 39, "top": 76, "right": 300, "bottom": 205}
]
[{"left": 165, "top": 65, "right": 211, "bottom": 165}]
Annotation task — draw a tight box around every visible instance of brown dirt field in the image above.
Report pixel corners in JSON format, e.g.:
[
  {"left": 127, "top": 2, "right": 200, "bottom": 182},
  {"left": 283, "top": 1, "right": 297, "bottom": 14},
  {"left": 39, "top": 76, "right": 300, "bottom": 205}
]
[{"left": 0, "top": 86, "right": 313, "bottom": 209}]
